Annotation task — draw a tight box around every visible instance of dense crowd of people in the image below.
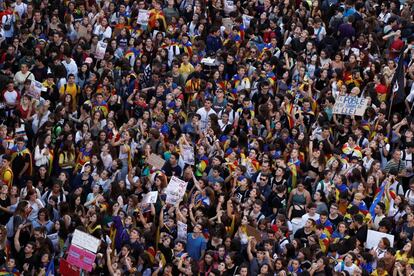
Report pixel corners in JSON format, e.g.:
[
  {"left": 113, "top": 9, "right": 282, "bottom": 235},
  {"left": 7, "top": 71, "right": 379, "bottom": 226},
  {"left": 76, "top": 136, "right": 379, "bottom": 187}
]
[{"left": 0, "top": 0, "right": 414, "bottom": 274}]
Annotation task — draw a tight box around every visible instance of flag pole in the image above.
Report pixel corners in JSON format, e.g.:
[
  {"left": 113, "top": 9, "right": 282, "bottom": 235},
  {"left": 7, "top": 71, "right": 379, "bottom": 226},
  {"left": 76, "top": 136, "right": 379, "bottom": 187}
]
[{"left": 388, "top": 92, "right": 394, "bottom": 121}]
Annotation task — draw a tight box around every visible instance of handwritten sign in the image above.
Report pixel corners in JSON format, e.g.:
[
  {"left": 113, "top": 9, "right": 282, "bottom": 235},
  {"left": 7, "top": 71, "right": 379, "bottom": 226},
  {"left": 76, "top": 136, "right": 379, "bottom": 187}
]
[
  {"left": 72, "top": 229, "right": 101, "bottom": 253},
  {"left": 142, "top": 191, "right": 158, "bottom": 204},
  {"left": 137, "top": 9, "right": 149, "bottom": 26},
  {"left": 95, "top": 41, "right": 107, "bottom": 60},
  {"left": 181, "top": 145, "right": 195, "bottom": 165},
  {"left": 333, "top": 96, "right": 368, "bottom": 116},
  {"left": 177, "top": 221, "right": 187, "bottom": 241},
  {"left": 165, "top": 176, "right": 188, "bottom": 205},
  {"left": 246, "top": 225, "right": 262, "bottom": 243},
  {"left": 67, "top": 245, "right": 96, "bottom": 272},
  {"left": 366, "top": 230, "right": 394, "bottom": 249},
  {"left": 27, "top": 80, "right": 46, "bottom": 99},
  {"left": 147, "top": 153, "right": 166, "bottom": 170}
]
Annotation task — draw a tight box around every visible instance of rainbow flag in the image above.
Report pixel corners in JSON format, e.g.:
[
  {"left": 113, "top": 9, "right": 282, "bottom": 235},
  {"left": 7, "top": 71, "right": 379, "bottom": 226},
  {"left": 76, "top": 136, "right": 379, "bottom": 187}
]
[{"left": 342, "top": 144, "right": 362, "bottom": 159}]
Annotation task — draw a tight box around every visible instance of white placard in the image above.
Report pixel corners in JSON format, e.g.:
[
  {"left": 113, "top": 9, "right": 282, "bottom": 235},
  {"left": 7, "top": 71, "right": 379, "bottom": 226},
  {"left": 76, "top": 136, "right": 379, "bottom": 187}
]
[
  {"left": 177, "top": 221, "right": 187, "bottom": 241},
  {"left": 366, "top": 229, "right": 394, "bottom": 249},
  {"left": 181, "top": 145, "right": 195, "bottom": 165},
  {"left": 72, "top": 229, "right": 101, "bottom": 253},
  {"left": 27, "top": 80, "right": 46, "bottom": 99},
  {"left": 95, "top": 41, "right": 107, "bottom": 60},
  {"left": 222, "top": 18, "right": 233, "bottom": 33},
  {"left": 333, "top": 96, "right": 368, "bottom": 116},
  {"left": 137, "top": 9, "right": 149, "bottom": 26},
  {"left": 147, "top": 153, "right": 166, "bottom": 170},
  {"left": 142, "top": 191, "right": 158, "bottom": 204},
  {"left": 201, "top": 57, "right": 216, "bottom": 66},
  {"left": 165, "top": 176, "right": 188, "bottom": 205},
  {"left": 242, "top": 14, "right": 253, "bottom": 28}
]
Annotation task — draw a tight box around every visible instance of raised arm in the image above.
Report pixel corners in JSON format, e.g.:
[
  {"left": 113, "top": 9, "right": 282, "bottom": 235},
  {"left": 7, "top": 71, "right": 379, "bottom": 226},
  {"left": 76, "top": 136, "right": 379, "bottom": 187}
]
[
  {"left": 14, "top": 224, "right": 24, "bottom": 252},
  {"left": 106, "top": 247, "right": 115, "bottom": 275}
]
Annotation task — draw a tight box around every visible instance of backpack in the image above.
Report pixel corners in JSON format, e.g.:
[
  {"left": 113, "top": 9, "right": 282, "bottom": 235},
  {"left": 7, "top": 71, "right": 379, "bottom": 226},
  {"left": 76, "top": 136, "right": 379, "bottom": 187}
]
[
  {"left": 45, "top": 189, "right": 65, "bottom": 203},
  {"left": 63, "top": 83, "right": 81, "bottom": 95},
  {"left": 3, "top": 15, "right": 11, "bottom": 31}
]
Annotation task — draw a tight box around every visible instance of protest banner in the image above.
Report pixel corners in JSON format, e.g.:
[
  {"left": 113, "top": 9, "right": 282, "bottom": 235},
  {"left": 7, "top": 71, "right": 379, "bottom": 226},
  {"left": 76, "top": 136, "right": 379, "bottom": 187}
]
[
  {"left": 142, "top": 191, "right": 158, "bottom": 204},
  {"left": 95, "top": 41, "right": 107, "bottom": 60},
  {"left": 181, "top": 145, "right": 195, "bottom": 165},
  {"left": 333, "top": 96, "right": 368, "bottom": 116},
  {"left": 72, "top": 229, "right": 101, "bottom": 253},
  {"left": 165, "top": 176, "right": 188, "bottom": 205},
  {"left": 147, "top": 153, "right": 166, "bottom": 170},
  {"left": 366, "top": 230, "right": 394, "bottom": 249},
  {"left": 177, "top": 221, "right": 187, "bottom": 241},
  {"left": 67, "top": 245, "right": 96, "bottom": 272},
  {"left": 137, "top": 9, "right": 150, "bottom": 26}
]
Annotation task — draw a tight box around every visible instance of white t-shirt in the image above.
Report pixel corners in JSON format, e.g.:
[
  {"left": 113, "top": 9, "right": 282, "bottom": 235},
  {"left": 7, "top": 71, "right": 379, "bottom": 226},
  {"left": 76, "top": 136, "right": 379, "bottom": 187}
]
[
  {"left": 362, "top": 156, "right": 374, "bottom": 171},
  {"left": 334, "top": 262, "right": 358, "bottom": 274},
  {"left": 405, "top": 189, "right": 414, "bottom": 206},
  {"left": 314, "top": 26, "right": 326, "bottom": 41},
  {"left": 1, "top": 14, "right": 14, "bottom": 38},
  {"left": 3, "top": 90, "right": 19, "bottom": 105},
  {"left": 301, "top": 213, "right": 320, "bottom": 228},
  {"left": 14, "top": 2, "right": 27, "bottom": 18},
  {"left": 101, "top": 152, "right": 113, "bottom": 170},
  {"left": 406, "top": 82, "right": 414, "bottom": 103},
  {"left": 196, "top": 107, "right": 216, "bottom": 131},
  {"left": 62, "top": 58, "right": 78, "bottom": 79}
]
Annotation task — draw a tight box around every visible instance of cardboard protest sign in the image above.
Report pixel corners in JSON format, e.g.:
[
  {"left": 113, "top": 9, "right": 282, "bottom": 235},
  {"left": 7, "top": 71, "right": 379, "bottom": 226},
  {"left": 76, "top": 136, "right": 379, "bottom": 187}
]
[
  {"left": 137, "top": 9, "right": 150, "bottom": 26},
  {"left": 333, "top": 96, "right": 368, "bottom": 116},
  {"left": 165, "top": 176, "right": 188, "bottom": 205},
  {"left": 142, "top": 191, "right": 158, "bottom": 204},
  {"left": 246, "top": 225, "right": 262, "bottom": 243},
  {"left": 181, "top": 145, "right": 195, "bottom": 165},
  {"left": 95, "top": 41, "right": 107, "bottom": 60},
  {"left": 72, "top": 229, "right": 101, "bottom": 253},
  {"left": 147, "top": 153, "right": 166, "bottom": 170},
  {"left": 366, "top": 229, "right": 394, "bottom": 249},
  {"left": 67, "top": 245, "right": 96, "bottom": 272},
  {"left": 177, "top": 221, "right": 188, "bottom": 241}
]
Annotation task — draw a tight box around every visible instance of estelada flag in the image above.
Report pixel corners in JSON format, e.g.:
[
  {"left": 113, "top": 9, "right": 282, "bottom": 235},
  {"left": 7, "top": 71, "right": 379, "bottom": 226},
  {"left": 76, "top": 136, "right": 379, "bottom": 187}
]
[{"left": 389, "top": 44, "right": 407, "bottom": 105}]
